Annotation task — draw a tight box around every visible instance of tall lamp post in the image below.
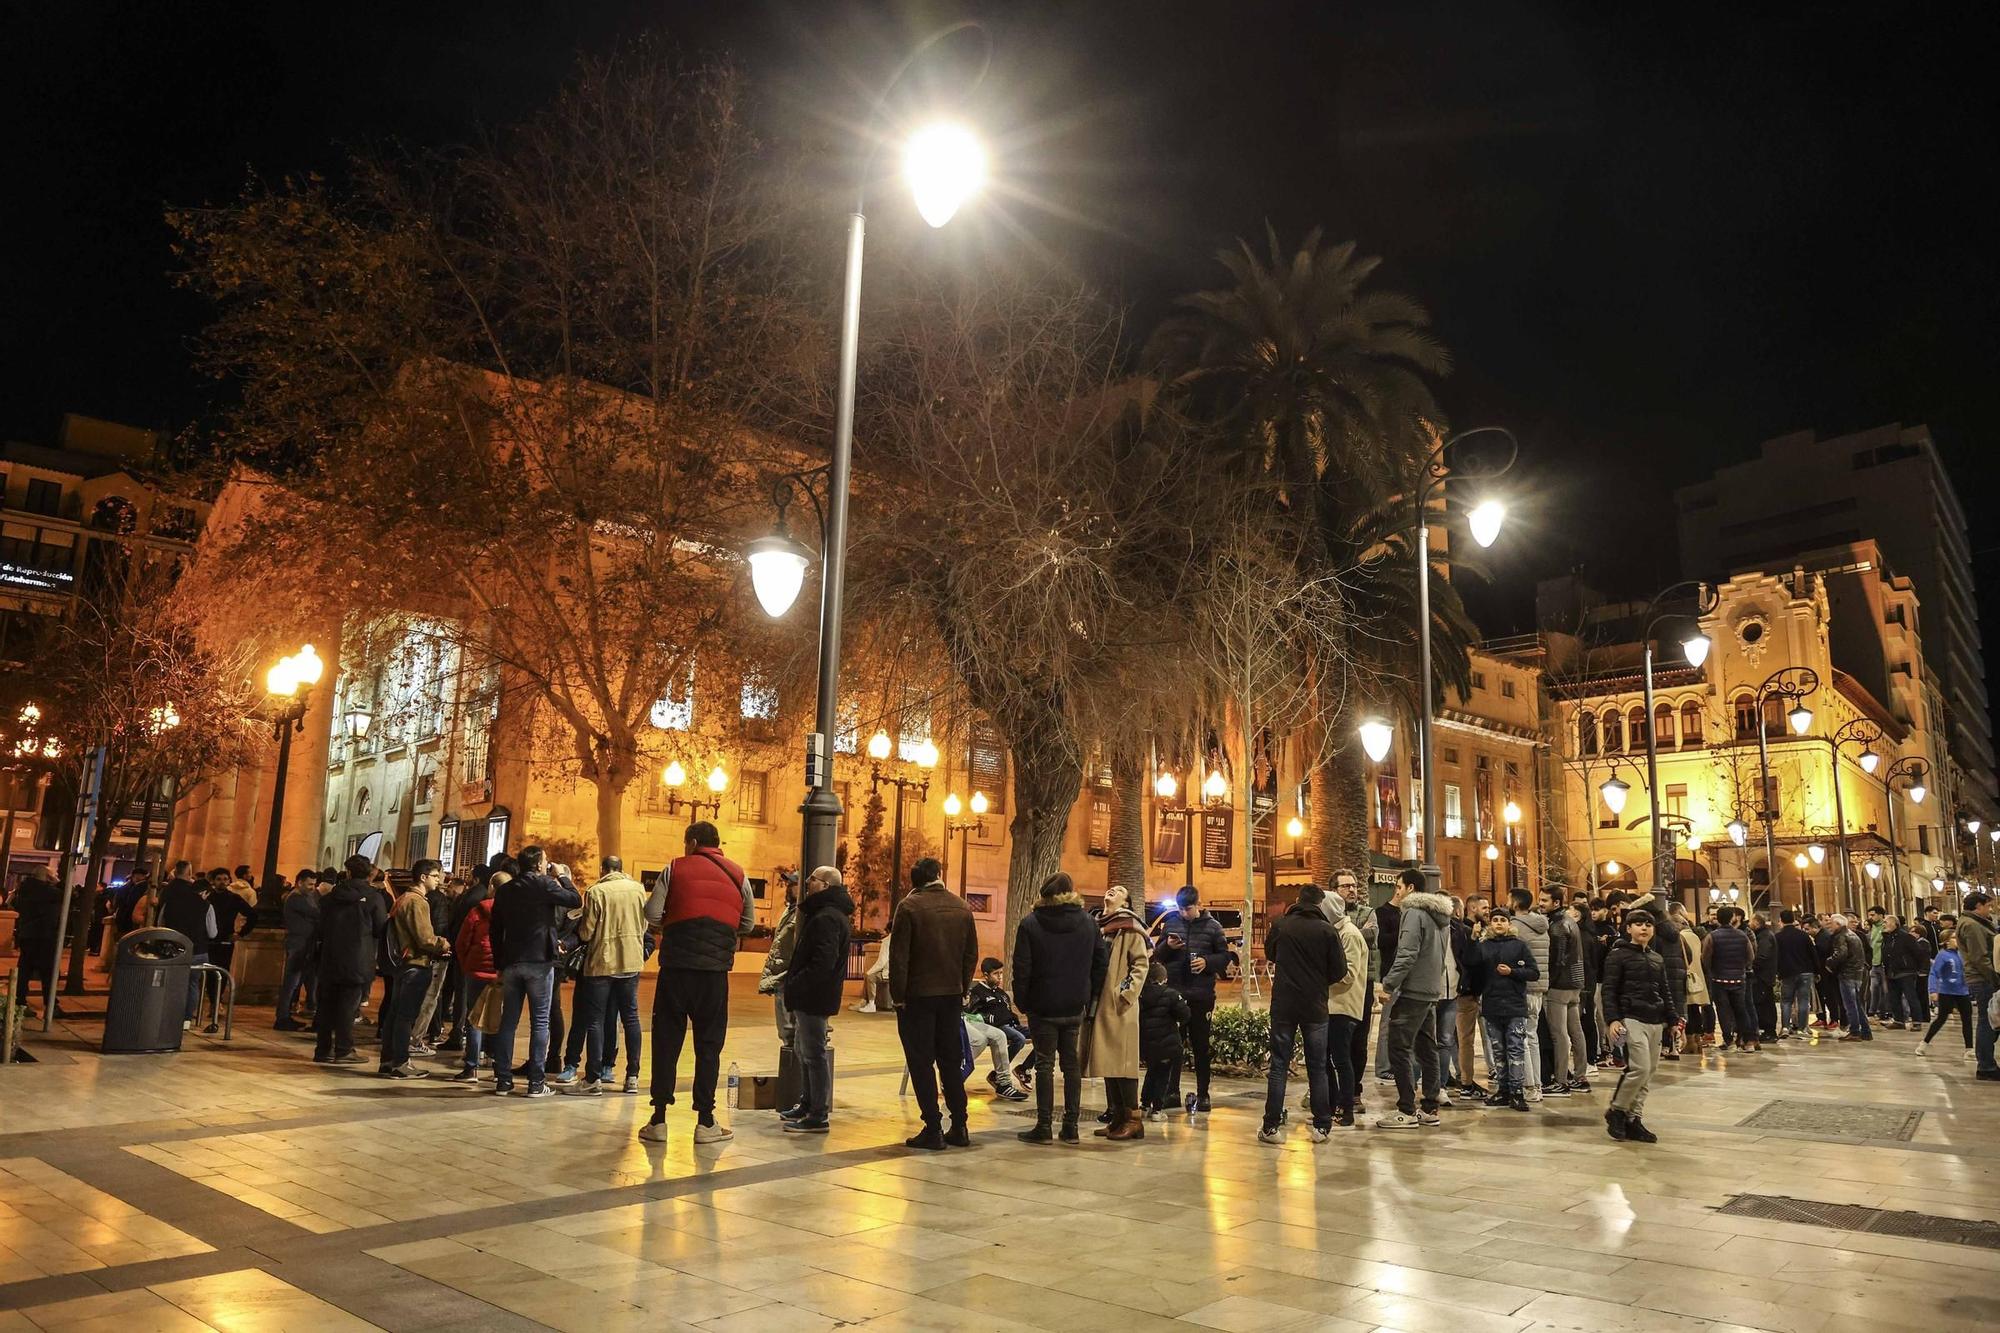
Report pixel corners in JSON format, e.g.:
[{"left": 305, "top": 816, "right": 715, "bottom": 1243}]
[
  {"left": 1826, "top": 719, "right": 1883, "bottom": 912},
  {"left": 942, "top": 790, "right": 989, "bottom": 895},
  {"left": 870, "top": 730, "right": 938, "bottom": 908},
  {"left": 259, "top": 645, "right": 325, "bottom": 900},
  {"left": 1502, "top": 799, "right": 1522, "bottom": 894},
  {"left": 1751, "top": 666, "right": 1819, "bottom": 904},
  {"left": 1634, "top": 581, "right": 1718, "bottom": 901},
  {"left": 740, "top": 26, "right": 988, "bottom": 884},
  {"left": 1364, "top": 425, "right": 1517, "bottom": 893},
  {"left": 660, "top": 760, "right": 729, "bottom": 821},
  {"left": 1880, "top": 756, "right": 1929, "bottom": 911}
]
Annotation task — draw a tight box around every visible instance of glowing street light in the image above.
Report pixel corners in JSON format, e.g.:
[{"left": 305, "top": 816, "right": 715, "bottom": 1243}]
[
  {"left": 1793, "top": 852, "right": 1809, "bottom": 870},
  {"left": 1154, "top": 771, "right": 1178, "bottom": 800},
  {"left": 663, "top": 760, "right": 687, "bottom": 788},
  {"left": 867, "top": 729, "right": 894, "bottom": 761},
  {"left": 1503, "top": 800, "right": 1522, "bottom": 825},
  {"left": 1484, "top": 843, "right": 1499, "bottom": 860},
  {"left": 1865, "top": 859, "right": 1881, "bottom": 880},
  {"left": 1808, "top": 843, "right": 1826, "bottom": 865},
  {"left": 1681, "top": 633, "right": 1712, "bottom": 668},
  {"left": 1358, "top": 718, "right": 1394, "bottom": 764},
  {"left": 1599, "top": 775, "right": 1630, "bottom": 817},
  {"left": 1909, "top": 782, "right": 1927, "bottom": 805},
  {"left": 1787, "top": 702, "right": 1814, "bottom": 735},
  {"left": 1285, "top": 816, "right": 1305, "bottom": 839},
  {"left": 1727, "top": 818, "right": 1749, "bottom": 846},
  {"left": 1202, "top": 769, "right": 1228, "bottom": 802},
  {"left": 746, "top": 528, "right": 813, "bottom": 619},
  {"left": 1859, "top": 748, "right": 1881, "bottom": 775},
  {"left": 1605, "top": 860, "right": 1621, "bottom": 875},
  {"left": 1467, "top": 499, "right": 1506, "bottom": 549},
  {"left": 904, "top": 122, "right": 987, "bottom": 228},
  {"left": 705, "top": 765, "right": 730, "bottom": 794}
]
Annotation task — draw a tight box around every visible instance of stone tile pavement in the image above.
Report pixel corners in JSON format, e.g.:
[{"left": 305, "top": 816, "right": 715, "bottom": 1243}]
[{"left": 3, "top": 977, "right": 1998, "bottom": 1331}]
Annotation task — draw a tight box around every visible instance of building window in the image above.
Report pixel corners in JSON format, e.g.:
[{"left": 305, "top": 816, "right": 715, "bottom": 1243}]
[
  {"left": 1470, "top": 670, "right": 1487, "bottom": 691},
  {"left": 737, "top": 769, "right": 769, "bottom": 824},
  {"left": 1603, "top": 710, "right": 1623, "bottom": 754},
  {"left": 739, "top": 671, "right": 777, "bottom": 721},
  {"left": 1653, "top": 702, "right": 1675, "bottom": 749},
  {"left": 1441, "top": 746, "right": 1460, "bottom": 765},
  {"left": 1628, "top": 705, "right": 1649, "bottom": 751},
  {"left": 408, "top": 825, "right": 430, "bottom": 863},
  {"left": 1500, "top": 679, "right": 1516, "bottom": 699},
  {"left": 1666, "top": 783, "right": 1687, "bottom": 818},
  {"left": 1761, "top": 696, "right": 1785, "bottom": 738},
  {"left": 1578, "top": 712, "right": 1597, "bottom": 757},
  {"left": 1443, "top": 783, "right": 1464, "bottom": 839},
  {"left": 354, "top": 787, "right": 372, "bottom": 818},
  {"left": 1734, "top": 694, "right": 1758, "bottom": 740},
  {"left": 1680, "top": 700, "right": 1704, "bottom": 748},
  {"left": 968, "top": 724, "right": 1008, "bottom": 813},
  {"left": 24, "top": 478, "right": 61, "bottom": 516},
  {"left": 649, "top": 659, "right": 695, "bottom": 731},
  {"left": 1918, "top": 825, "right": 1931, "bottom": 855}
]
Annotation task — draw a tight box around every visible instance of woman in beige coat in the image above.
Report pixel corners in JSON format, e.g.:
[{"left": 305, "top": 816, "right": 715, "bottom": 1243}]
[{"left": 1085, "top": 884, "right": 1152, "bottom": 1138}]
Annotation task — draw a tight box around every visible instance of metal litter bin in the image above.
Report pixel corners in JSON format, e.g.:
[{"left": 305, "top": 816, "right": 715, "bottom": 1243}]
[{"left": 103, "top": 928, "right": 193, "bottom": 1054}]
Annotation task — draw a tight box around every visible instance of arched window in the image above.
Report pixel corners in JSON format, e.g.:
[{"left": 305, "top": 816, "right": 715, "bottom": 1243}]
[
  {"left": 1761, "top": 695, "right": 1784, "bottom": 737},
  {"left": 1603, "top": 709, "right": 1623, "bottom": 753},
  {"left": 1733, "top": 694, "right": 1758, "bottom": 740},
  {"left": 1655, "top": 702, "right": 1675, "bottom": 750},
  {"left": 1628, "top": 705, "right": 1649, "bottom": 750},
  {"left": 354, "top": 786, "right": 372, "bottom": 817},
  {"left": 1680, "top": 700, "right": 1704, "bottom": 748},
  {"left": 1578, "top": 711, "right": 1598, "bottom": 757}
]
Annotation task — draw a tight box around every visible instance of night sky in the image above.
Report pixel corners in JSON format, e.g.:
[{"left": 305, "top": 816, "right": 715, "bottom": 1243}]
[{"left": 5, "top": 2, "right": 1995, "bottom": 666}]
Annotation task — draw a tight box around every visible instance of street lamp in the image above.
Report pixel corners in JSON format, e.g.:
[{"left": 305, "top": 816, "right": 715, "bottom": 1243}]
[
  {"left": 1357, "top": 718, "right": 1393, "bottom": 764},
  {"left": 872, "top": 730, "right": 937, "bottom": 910},
  {"left": 1751, "top": 666, "right": 1819, "bottom": 907},
  {"left": 1865, "top": 859, "right": 1881, "bottom": 880},
  {"left": 1202, "top": 769, "right": 1229, "bottom": 802},
  {"left": 1484, "top": 841, "right": 1500, "bottom": 894},
  {"left": 1154, "top": 770, "right": 1178, "bottom": 800},
  {"left": 746, "top": 22, "right": 990, "bottom": 885},
  {"left": 1599, "top": 773, "right": 1631, "bottom": 817},
  {"left": 260, "top": 644, "right": 325, "bottom": 900},
  {"left": 1409, "top": 426, "right": 1518, "bottom": 891},
  {"left": 660, "top": 760, "right": 727, "bottom": 820},
  {"left": 1634, "top": 580, "right": 1719, "bottom": 902},
  {"left": 1727, "top": 817, "right": 1749, "bottom": 847},
  {"left": 1503, "top": 799, "right": 1522, "bottom": 893},
  {"left": 1882, "top": 755, "right": 1930, "bottom": 910},
  {"left": 942, "top": 790, "right": 989, "bottom": 894},
  {"left": 1807, "top": 842, "right": 1826, "bottom": 864},
  {"left": 1826, "top": 717, "right": 1882, "bottom": 911}
]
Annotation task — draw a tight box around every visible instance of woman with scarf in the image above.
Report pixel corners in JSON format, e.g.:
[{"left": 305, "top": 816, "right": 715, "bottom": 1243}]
[{"left": 1084, "top": 884, "right": 1153, "bottom": 1140}]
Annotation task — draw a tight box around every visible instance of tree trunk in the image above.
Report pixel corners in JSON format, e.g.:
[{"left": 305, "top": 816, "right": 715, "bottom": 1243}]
[
  {"left": 588, "top": 738, "right": 637, "bottom": 866},
  {"left": 1106, "top": 745, "right": 1145, "bottom": 895},
  {"left": 1330, "top": 743, "right": 1372, "bottom": 893},
  {"left": 999, "top": 708, "right": 1083, "bottom": 964}
]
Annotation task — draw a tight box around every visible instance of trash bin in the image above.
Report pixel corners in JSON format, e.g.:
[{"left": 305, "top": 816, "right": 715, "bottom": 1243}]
[{"left": 103, "top": 928, "right": 193, "bottom": 1054}]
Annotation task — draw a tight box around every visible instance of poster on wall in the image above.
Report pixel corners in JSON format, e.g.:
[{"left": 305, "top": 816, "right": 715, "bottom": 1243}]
[
  {"left": 1375, "top": 771, "right": 1403, "bottom": 835},
  {"left": 1201, "top": 809, "right": 1233, "bottom": 870},
  {"left": 1152, "top": 808, "right": 1187, "bottom": 865}
]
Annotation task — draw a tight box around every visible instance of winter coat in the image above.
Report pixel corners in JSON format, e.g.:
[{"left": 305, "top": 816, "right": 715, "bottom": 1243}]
[
  {"left": 1466, "top": 934, "right": 1537, "bottom": 1020},
  {"left": 1152, "top": 909, "right": 1230, "bottom": 998},
  {"left": 280, "top": 887, "right": 320, "bottom": 951},
  {"left": 1264, "top": 901, "right": 1347, "bottom": 1025},
  {"left": 1581, "top": 916, "right": 1607, "bottom": 989},
  {"left": 888, "top": 882, "right": 980, "bottom": 1005},
  {"left": 8, "top": 877, "right": 62, "bottom": 940},
  {"left": 1956, "top": 911, "right": 1998, "bottom": 988},
  {"left": 965, "top": 979, "right": 1021, "bottom": 1029},
  {"left": 578, "top": 870, "right": 649, "bottom": 977},
  {"left": 155, "top": 878, "right": 216, "bottom": 949},
  {"left": 1929, "top": 949, "right": 1967, "bottom": 996},
  {"left": 317, "top": 879, "right": 384, "bottom": 986},
  {"left": 488, "top": 871, "right": 582, "bottom": 969},
  {"left": 1138, "top": 979, "right": 1190, "bottom": 1064},
  {"left": 1381, "top": 892, "right": 1454, "bottom": 1001},
  {"left": 1830, "top": 928, "right": 1869, "bottom": 983},
  {"left": 782, "top": 883, "right": 854, "bottom": 1018},
  {"left": 758, "top": 900, "right": 798, "bottom": 995},
  {"left": 1602, "top": 938, "right": 1674, "bottom": 1026},
  {"left": 1512, "top": 909, "right": 1552, "bottom": 995},
  {"left": 1775, "top": 924, "right": 1818, "bottom": 978},
  {"left": 647, "top": 849, "right": 752, "bottom": 972},
  {"left": 1449, "top": 916, "right": 1477, "bottom": 995},
  {"left": 1374, "top": 901, "right": 1403, "bottom": 983},
  {"left": 1085, "top": 909, "right": 1151, "bottom": 1078},
  {"left": 1678, "top": 926, "right": 1710, "bottom": 1003},
  {"left": 1752, "top": 925, "right": 1779, "bottom": 985},
  {"left": 1546, "top": 910, "right": 1585, "bottom": 991},
  {"left": 1012, "top": 894, "right": 1107, "bottom": 1020},
  {"left": 389, "top": 888, "right": 449, "bottom": 965},
  {"left": 1328, "top": 914, "right": 1370, "bottom": 1021},
  {"left": 1702, "top": 925, "right": 1752, "bottom": 984},
  {"left": 453, "top": 896, "right": 498, "bottom": 983},
  {"left": 1881, "top": 927, "right": 1931, "bottom": 980}
]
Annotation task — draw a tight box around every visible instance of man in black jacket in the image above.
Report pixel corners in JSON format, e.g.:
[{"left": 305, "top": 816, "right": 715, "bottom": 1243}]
[
  {"left": 9, "top": 874, "right": 63, "bottom": 1019},
  {"left": 1013, "top": 873, "right": 1108, "bottom": 1144},
  {"left": 1153, "top": 884, "right": 1231, "bottom": 1113},
  {"left": 1260, "top": 884, "right": 1345, "bottom": 1142},
  {"left": 779, "top": 866, "right": 853, "bottom": 1134},
  {"left": 487, "top": 846, "right": 582, "bottom": 1098},
  {"left": 1775, "top": 909, "right": 1818, "bottom": 1036},
  {"left": 154, "top": 869, "right": 217, "bottom": 1028},
  {"left": 314, "top": 858, "right": 385, "bottom": 1064},
  {"left": 1603, "top": 908, "right": 1672, "bottom": 1144}
]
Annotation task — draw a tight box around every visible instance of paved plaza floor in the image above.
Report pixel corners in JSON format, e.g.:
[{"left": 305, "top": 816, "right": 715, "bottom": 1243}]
[{"left": 3, "top": 975, "right": 1998, "bottom": 1332}]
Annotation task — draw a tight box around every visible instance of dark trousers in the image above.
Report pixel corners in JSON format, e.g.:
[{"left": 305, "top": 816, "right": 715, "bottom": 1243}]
[
  {"left": 1753, "top": 979, "right": 1778, "bottom": 1039},
  {"left": 314, "top": 980, "right": 366, "bottom": 1059},
  {"left": 1713, "top": 980, "right": 1755, "bottom": 1045},
  {"left": 1350, "top": 986, "right": 1372, "bottom": 1096},
  {"left": 1324, "top": 1013, "right": 1359, "bottom": 1112},
  {"left": 381, "top": 963, "right": 430, "bottom": 1071},
  {"left": 1537, "top": 999, "right": 1554, "bottom": 1084},
  {"left": 1385, "top": 994, "right": 1441, "bottom": 1115},
  {"left": 898, "top": 994, "right": 970, "bottom": 1129},
  {"left": 459, "top": 977, "right": 489, "bottom": 1073},
  {"left": 792, "top": 1010, "right": 833, "bottom": 1119},
  {"left": 1265, "top": 1016, "right": 1329, "bottom": 1131},
  {"left": 1184, "top": 992, "right": 1216, "bottom": 1096},
  {"left": 1141, "top": 1056, "right": 1179, "bottom": 1111},
  {"left": 651, "top": 968, "right": 729, "bottom": 1115},
  {"left": 16, "top": 937, "right": 55, "bottom": 1012},
  {"left": 574, "top": 974, "right": 641, "bottom": 1079},
  {"left": 1889, "top": 974, "right": 1929, "bottom": 1026},
  {"left": 1028, "top": 1014, "right": 1083, "bottom": 1128},
  {"left": 1580, "top": 987, "right": 1601, "bottom": 1062},
  {"left": 1104, "top": 1076, "right": 1139, "bottom": 1122},
  {"left": 278, "top": 945, "right": 317, "bottom": 1020},
  {"left": 1924, "top": 993, "right": 1973, "bottom": 1046}
]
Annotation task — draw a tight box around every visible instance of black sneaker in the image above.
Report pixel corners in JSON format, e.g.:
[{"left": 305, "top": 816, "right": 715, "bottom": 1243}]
[
  {"left": 1194, "top": 1095, "right": 1212, "bottom": 1113},
  {"left": 942, "top": 1122, "right": 972, "bottom": 1148},
  {"left": 1542, "top": 1083, "right": 1570, "bottom": 1097},
  {"left": 906, "top": 1126, "right": 947, "bottom": 1151},
  {"left": 1625, "top": 1117, "right": 1658, "bottom": 1144},
  {"left": 1481, "top": 1090, "right": 1509, "bottom": 1109},
  {"left": 783, "top": 1117, "right": 831, "bottom": 1133},
  {"left": 1458, "top": 1082, "right": 1489, "bottom": 1099},
  {"left": 1017, "top": 1123, "right": 1053, "bottom": 1144},
  {"left": 1508, "top": 1095, "right": 1531, "bottom": 1112},
  {"left": 1605, "top": 1107, "right": 1629, "bottom": 1140},
  {"left": 1059, "top": 1121, "right": 1081, "bottom": 1144},
  {"left": 1568, "top": 1078, "right": 1593, "bottom": 1094},
  {"left": 777, "top": 1104, "right": 807, "bottom": 1122}
]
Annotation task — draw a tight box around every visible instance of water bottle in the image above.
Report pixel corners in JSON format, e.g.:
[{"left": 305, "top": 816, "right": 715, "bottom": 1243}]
[{"left": 726, "top": 1061, "right": 741, "bottom": 1109}]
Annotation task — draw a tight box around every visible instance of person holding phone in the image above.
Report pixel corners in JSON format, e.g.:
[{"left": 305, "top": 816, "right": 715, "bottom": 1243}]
[{"left": 1153, "top": 885, "right": 1230, "bottom": 1113}]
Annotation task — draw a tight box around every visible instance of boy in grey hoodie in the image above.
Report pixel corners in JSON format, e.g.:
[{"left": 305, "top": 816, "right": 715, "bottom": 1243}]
[
  {"left": 1376, "top": 869, "right": 1453, "bottom": 1128},
  {"left": 1508, "top": 888, "right": 1551, "bottom": 1101}
]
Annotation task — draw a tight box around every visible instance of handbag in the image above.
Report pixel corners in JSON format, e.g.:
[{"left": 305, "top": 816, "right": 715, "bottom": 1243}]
[{"left": 470, "top": 983, "right": 505, "bottom": 1034}]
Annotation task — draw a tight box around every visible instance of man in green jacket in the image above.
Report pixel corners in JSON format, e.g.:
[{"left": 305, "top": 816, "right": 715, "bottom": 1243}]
[{"left": 566, "top": 856, "right": 649, "bottom": 1096}]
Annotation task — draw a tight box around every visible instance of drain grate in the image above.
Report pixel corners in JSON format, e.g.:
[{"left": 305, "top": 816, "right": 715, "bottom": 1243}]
[
  {"left": 1718, "top": 1194, "right": 2000, "bottom": 1250},
  {"left": 1737, "top": 1099, "right": 1923, "bottom": 1141}
]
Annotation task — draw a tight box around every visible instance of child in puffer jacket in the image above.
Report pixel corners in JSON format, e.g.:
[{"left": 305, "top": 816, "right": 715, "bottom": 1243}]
[{"left": 1139, "top": 962, "right": 1190, "bottom": 1118}]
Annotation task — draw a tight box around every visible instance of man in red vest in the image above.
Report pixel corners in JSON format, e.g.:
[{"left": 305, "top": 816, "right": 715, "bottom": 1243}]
[{"left": 640, "top": 820, "right": 753, "bottom": 1144}]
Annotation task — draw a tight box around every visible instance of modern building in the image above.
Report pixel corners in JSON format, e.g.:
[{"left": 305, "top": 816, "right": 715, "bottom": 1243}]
[{"left": 1675, "top": 423, "right": 1991, "bottom": 819}]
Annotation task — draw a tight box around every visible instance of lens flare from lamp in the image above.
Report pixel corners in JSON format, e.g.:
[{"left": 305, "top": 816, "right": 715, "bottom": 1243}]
[
  {"left": 746, "top": 533, "right": 812, "bottom": 618},
  {"left": 867, "top": 730, "right": 893, "bottom": 761},
  {"left": 1599, "top": 775, "right": 1630, "bottom": 816},
  {"left": 1788, "top": 703, "right": 1813, "bottom": 735},
  {"left": 663, "top": 760, "right": 686, "bottom": 788},
  {"left": 904, "top": 123, "right": 986, "bottom": 228},
  {"left": 1467, "top": 499, "right": 1506, "bottom": 549},
  {"left": 1681, "top": 633, "right": 1712, "bottom": 668},
  {"left": 1358, "top": 719, "right": 1393, "bottom": 763},
  {"left": 1859, "top": 748, "right": 1881, "bottom": 774},
  {"left": 1154, "top": 772, "right": 1177, "bottom": 800}
]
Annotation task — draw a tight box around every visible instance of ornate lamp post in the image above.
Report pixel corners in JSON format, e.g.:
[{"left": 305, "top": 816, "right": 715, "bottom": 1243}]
[
  {"left": 942, "top": 790, "right": 990, "bottom": 895},
  {"left": 871, "top": 730, "right": 938, "bottom": 909},
  {"left": 1751, "top": 666, "right": 1819, "bottom": 904},
  {"left": 1824, "top": 718, "right": 1883, "bottom": 913},
  {"left": 260, "top": 645, "right": 325, "bottom": 897},
  {"left": 1881, "top": 755, "right": 1930, "bottom": 910},
  {"left": 659, "top": 760, "right": 730, "bottom": 821},
  {"left": 1634, "top": 581, "right": 1717, "bottom": 900}
]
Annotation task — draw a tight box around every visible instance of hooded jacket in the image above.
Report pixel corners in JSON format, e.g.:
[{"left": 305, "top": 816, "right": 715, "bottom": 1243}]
[
  {"left": 1602, "top": 937, "right": 1673, "bottom": 1026},
  {"left": 1511, "top": 908, "right": 1552, "bottom": 995},
  {"left": 1929, "top": 948, "right": 1968, "bottom": 997},
  {"left": 1381, "top": 892, "right": 1454, "bottom": 1001},
  {"left": 1012, "top": 893, "right": 1107, "bottom": 1020},
  {"left": 1138, "top": 979, "right": 1190, "bottom": 1063},
  {"left": 782, "top": 882, "right": 854, "bottom": 1018},
  {"left": 1959, "top": 910, "right": 2000, "bottom": 988},
  {"left": 1265, "top": 900, "right": 1347, "bottom": 1024},
  {"left": 1329, "top": 914, "right": 1370, "bottom": 1021},
  {"left": 317, "top": 878, "right": 385, "bottom": 986}
]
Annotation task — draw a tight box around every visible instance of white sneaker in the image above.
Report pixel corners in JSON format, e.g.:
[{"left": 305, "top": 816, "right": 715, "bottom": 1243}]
[
  {"left": 857, "top": 1003, "right": 878, "bottom": 1014},
  {"left": 1257, "top": 1126, "right": 1283, "bottom": 1144},
  {"left": 1305, "top": 1125, "right": 1330, "bottom": 1143},
  {"left": 1914, "top": 1042, "right": 1928, "bottom": 1057},
  {"left": 1416, "top": 1109, "right": 1442, "bottom": 1127},
  {"left": 1376, "top": 1111, "right": 1420, "bottom": 1130},
  {"left": 1966, "top": 1049, "right": 1978, "bottom": 1061},
  {"left": 1525, "top": 1090, "right": 1544, "bottom": 1103},
  {"left": 637, "top": 1121, "right": 669, "bottom": 1143},
  {"left": 693, "top": 1121, "right": 734, "bottom": 1145},
  {"left": 1436, "top": 1090, "right": 1455, "bottom": 1107}
]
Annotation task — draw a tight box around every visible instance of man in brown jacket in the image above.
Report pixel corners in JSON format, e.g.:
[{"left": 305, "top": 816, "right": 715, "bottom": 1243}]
[
  {"left": 382, "top": 860, "right": 450, "bottom": 1078},
  {"left": 889, "top": 857, "right": 980, "bottom": 1149}
]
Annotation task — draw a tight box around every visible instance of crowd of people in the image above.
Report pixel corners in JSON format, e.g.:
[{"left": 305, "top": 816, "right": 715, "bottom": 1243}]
[{"left": 22, "top": 836, "right": 1998, "bottom": 1151}]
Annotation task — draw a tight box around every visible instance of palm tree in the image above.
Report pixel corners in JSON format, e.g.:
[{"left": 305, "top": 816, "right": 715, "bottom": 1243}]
[{"left": 1150, "top": 227, "right": 1466, "bottom": 881}]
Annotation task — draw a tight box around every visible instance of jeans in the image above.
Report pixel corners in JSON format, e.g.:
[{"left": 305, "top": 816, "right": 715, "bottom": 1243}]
[
  {"left": 651, "top": 968, "right": 729, "bottom": 1114},
  {"left": 1610, "top": 1020, "right": 1661, "bottom": 1116},
  {"left": 1838, "top": 976, "right": 1870, "bottom": 1038},
  {"left": 1434, "top": 996, "right": 1460, "bottom": 1083},
  {"left": 1781, "top": 974, "right": 1816, "bottom": 1033},
  {"left": 313, "top": 980, "right": 366, "bottom": 1059},
  {"left": 1028, "top": 1015, "right": 1083, "bottom": 1128},
  {"left": 1351, "top": 984, "right": 1374, "bottom": 1093},
  {"left": 1384, "top": 994, "right": 1441, "bottom": 1115},
  {"left": 1265, "top": 1016, "right": 1329, "bottom": 1130},
  {"left": 791, "top": 1010, "right": 833, "bottom": 1119},
  {"left": 898, "top": 995, "right": 971, "bottom": 1129},
  {"left": 411, "top": 960, "right": 448, "bottom": 1045},
  {"left": 1973, "top": 981, "right": 1997, "bottom": 1072},
  {"left": 1867, "top": 964, "right": 1889, "bottom": 1016},
  {"left": 1712, "top": 980, "right": 1756, "bottom": 1046},
  {"left": 278, "top": 944, "right": 317, "bottom": 1020},
  {"left": 964, "top": 1017, "right": 1018, "bottom": 1085},
  {"left": 491, "top": 961, "right": 555, "bottom": 1087},
  {"left": 1522, "top": 992, "right": 1545, "bottom": 1091},
  {"left": 1889, "top": 974, "right": 1929, "bottom": 1027},
  {"left": 774, "top": 993, "right": 796, "bottom": 1048},
  {"left": 1482, "top": 1014, "right": 1528, "bottom": 1095},
  {"left": 1924, "top": 993, "right": 1973, "bottom": 1047},
  {"left": 574, "top": 974, "right": 641, "bottom": 1080},
  {"left": 1141, "top": 1056, "right": 1179, "bottom": 1111},
  {"left": 1545, "top": 989, "right": 1583, "bottom": 1084},
  {"left": 459, "top": 977, "right": 489, "bottom": 1073},
  {"left": 186, "top": 952, "right": 209, "bottom": 1021},
  {"left": 381, "top": 962, "right": 431, "bottom": 1070},
  {"left": 1325, "top": 1013, "right": 1359, "bottom": 1111}
]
